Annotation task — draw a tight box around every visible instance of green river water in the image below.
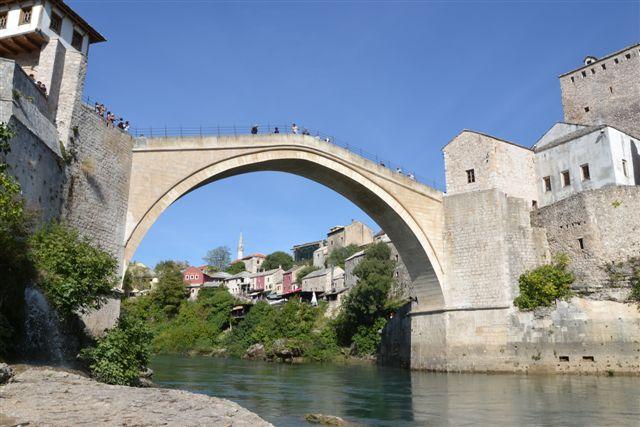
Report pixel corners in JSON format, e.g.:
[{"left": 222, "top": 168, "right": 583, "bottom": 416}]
[{"left": 151, "top": 355, "right": 639, "bottom": 426}]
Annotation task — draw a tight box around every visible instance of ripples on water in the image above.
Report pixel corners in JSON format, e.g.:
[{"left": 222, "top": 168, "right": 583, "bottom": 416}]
[{"left": 151, "top": 355, "right": 640, "bottom": 426}]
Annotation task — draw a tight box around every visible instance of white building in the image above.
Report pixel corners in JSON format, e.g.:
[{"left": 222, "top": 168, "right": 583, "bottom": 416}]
[
  {"left": 533, "top": 123, "right": 639, "bottom": 206},
  {"left": 224, "top": 271, "right": 251, "bottom": 297}
]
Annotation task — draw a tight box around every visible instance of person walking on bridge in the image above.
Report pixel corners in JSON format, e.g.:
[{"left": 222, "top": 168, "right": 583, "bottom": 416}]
[
  {"left": 251, "top": 125, "right": 258, "bottom": 135},
  {"left": 291, "top": 123, "right": 298, "bottom": 134},
  {"left": 274, "top": 127, "right": 280, "bottom": 134}
]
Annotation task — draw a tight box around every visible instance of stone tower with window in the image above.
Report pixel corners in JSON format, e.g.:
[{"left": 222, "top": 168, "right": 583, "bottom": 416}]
[
  {"left": 0, "top": 0, "right": 105, "bottom": 144},
  {"left": 559, "top": 43, "right": 640, "bottom": 138}
]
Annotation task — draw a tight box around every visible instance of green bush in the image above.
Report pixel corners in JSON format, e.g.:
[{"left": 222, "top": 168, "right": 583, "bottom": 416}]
[
  {"left": 151, "top": 287, "right": 236, "bottom": 354},
  {"left": 327, "top": 244, "right": 360, "bottom": 268},
  {"left": 29, "top": 223, "right": 117, "bottom": 317},
  {"left": 261, "top": 251, "right": 294, "bottom": 271},
  {"left": 514, "top": 254, "right": 574, "bottom": 311},
  {"left": 0, "top": 122, "right": 35, "bottom": 357},
  {"left": 150, "top": 267, "right": 188, "bottom": 318},
  {"left": 333, "top": 242, "right": 395, "bottom": 355},
  {"left": 226, "top": 261, "right": 246, "bottom": 274},
  {"left": 81, "top": 315, "right": 153, "bottom": 386}
]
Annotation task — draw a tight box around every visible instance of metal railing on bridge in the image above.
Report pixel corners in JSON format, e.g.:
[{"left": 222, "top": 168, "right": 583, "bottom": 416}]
[
  {"left": 127, "top": 123, "right": 444, "bottom": 190},
  {"left": 81, "top": 96, "right": 443, "bottom": 189}
]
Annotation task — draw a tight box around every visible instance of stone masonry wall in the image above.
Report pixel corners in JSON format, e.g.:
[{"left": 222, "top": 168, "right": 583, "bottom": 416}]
[
  {"left": 444, "top": 131, "right": 537, "bottom": 204},
  {"left": 1, "top": 59, "right": 65, "bottom": 223},
  {"left": 531, "top": 186, "right": 640, "bottom": 299},
  {"left": 443, "top": 189, "right": 545, "bottom": 309},
  {"left": 560, "top": 44, "right": 640, "bottom": 138},
  {"left": 64, "top": 103, "right": 134, "bottom": 269}
]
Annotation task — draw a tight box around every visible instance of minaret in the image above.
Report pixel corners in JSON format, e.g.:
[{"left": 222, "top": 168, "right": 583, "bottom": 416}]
[{"left": 237, "top": 233, "right": 244, "bottom": 260}]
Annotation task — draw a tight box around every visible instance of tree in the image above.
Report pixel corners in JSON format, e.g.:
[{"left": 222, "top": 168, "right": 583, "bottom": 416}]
[
  {"left": 0, "top": 122, "right": 34, "bottom": 357},
  {"left": 151, "top": 268, "right": 188, "bottom": 318},
  {"left": 261, "top": 251, "right": 294, "bottom": 271},
  {"left": 226, "top": 261, "right": 246, "bottom": 275},
  {"left": 327, "top": 244, "right": 360, "bottom": 268},
  {"left": 29, "top": 222, "right": 118, "bottom": 317},
  {"left": 514, "top": 254, "right": 574, "bottom": 310},
  {"left": 154, "top": 260, "right": 188, "bottom": 279},
  {"left": 80, "top": 314, "right": 153, "bottom": 386},
  {"left": 333, "top": 242, "right": 395, "bottom": 355},
  {"left": 203, "top": 246, "right": 231, "bottom": 271},
  {"left": 124, "top": 262, "right": 154, "bottom": 294}
]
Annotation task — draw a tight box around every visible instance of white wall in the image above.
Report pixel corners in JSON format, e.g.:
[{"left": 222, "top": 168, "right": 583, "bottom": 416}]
[
  {"left": 0, "top": 1, "right": 89, "bottom": 55},
  {"left": 534, "top": 127, "right": 637, "bottom": 206},
  {"left": 0, "top": 3, "right": 42, "bottom": 38}
]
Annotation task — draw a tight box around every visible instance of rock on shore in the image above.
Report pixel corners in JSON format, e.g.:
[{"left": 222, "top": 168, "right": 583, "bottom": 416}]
[{"left": 0, "top": 366, "right": 272, "bottom": 426}]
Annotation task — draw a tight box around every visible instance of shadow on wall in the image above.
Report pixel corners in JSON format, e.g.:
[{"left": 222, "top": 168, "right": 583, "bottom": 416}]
[
  {"left": 378, "top": 302, "right": 412, "bottom": 368},
  {"left": 632, "top": 140, "right": 640, "bottom": 185}
]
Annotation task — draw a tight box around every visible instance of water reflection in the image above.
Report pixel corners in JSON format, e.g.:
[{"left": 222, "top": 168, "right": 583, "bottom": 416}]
[{"left": 151, "top": 355, "right": 639, "bottom": 426}]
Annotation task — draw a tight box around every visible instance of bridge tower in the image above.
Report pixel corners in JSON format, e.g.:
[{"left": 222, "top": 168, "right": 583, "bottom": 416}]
[{"left": 0, "top": 0, "right": 105, "bottom": 144}]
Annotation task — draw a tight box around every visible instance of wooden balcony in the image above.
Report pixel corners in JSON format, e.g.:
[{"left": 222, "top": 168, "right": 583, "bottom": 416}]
[{"left": 0, "top": 29, "right": 48, "bottom": 58}]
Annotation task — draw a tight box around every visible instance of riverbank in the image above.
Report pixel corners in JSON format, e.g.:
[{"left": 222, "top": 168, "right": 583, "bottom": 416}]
[{"left": 0, "top": 365, "right": 272, "bottom": 426}]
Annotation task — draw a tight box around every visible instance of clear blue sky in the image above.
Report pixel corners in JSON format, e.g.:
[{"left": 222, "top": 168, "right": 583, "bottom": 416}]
[{"left": 72, "top": 0, "right": 639, "bottom": 268}]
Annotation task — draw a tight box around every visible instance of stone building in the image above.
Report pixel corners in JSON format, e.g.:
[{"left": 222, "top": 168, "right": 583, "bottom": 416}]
[
  {"left": 235, "top": 253, "right": 266, "bottom": 274},
  {"left": 224, "top": 271, "right": 251, "bottom": 297},
  {"left": 0, "top": 0, "right": 105, "bottom": 144},
  {"left": 312, "top": 245, "right": 328, "bottom": 268},
  {"left": 326, "top": 220, "right": 373, "bottom": 250},
  {"left": 291, "top": 240, "right": 325, "bottom": 263},
  {"left": 300, "top": 266, "right": 344, "bottom": 294},
  {"left": 559, "top": 43, "right": 640, "bottom": 139},
  {"left": 394, "top": 43, "right": 640, "bottom": 374}
]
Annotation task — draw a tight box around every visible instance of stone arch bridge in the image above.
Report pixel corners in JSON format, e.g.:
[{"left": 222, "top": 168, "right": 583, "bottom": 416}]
[{"left": 125, "top": 134, "right": 446, "bottom": 311}]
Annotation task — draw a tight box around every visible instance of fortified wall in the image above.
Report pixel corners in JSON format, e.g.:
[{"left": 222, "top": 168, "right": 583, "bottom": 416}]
[{"left": 383, "top": 44, "right": 640, "bottom": 374}]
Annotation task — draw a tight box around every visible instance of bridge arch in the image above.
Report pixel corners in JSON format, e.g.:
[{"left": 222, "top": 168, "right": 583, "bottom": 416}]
[{"left": 125, "top": 134, "right": 446, "bottom": 310}]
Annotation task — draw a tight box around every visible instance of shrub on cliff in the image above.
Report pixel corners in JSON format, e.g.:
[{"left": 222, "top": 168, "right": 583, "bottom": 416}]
[
  {"left": 81, "top": 315, "right": 153, "bottom": 386},
  {"left": 29, "top": 223, "right": 117, "bottom": 317},
  {"left": 514, "top": 254, "right": 574, "bottom": 311},
  {"left": 333, "top": 242, "right": 396, "bottom": 356},
  {"left": 0, "top": 122, "right": 36, "bottom": 357}
]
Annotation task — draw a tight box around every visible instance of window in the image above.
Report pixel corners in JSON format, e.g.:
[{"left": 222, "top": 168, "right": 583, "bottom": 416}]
[
  {"left": 580, "top": 164, "right": 590, "bottom": 181},
  {"left": 570, "top": 76, "right": 575, "bottom": 83},
  {"left": 591, "top": 68, "right": 595, "bottom": 75},
  {"left": 543, "top": 176, "right": 552, "bottom": 192},
  {"left": 532, "top": 200, "right": 538, "bottom": 209},
  {"left": 581, "top": 71, "right": 587, "bottom": 77},
  {"left": 622, "top": 159, "right": 628, "bottom": 177},
  {"left": 584, "top": 106, "right": 590, "bottom": 113},
  {"left": 601, "top": 63, "right": 606, "bottom": 70},
  {"left": 20, "top": 7, "right": 32, "bottom": 25},
  {"left": 466, "top": 169, "right": 475, "bottom": 183},
  {"left": 578, "top": 238, "right": 585, "bottom": 250},
  {"left": 614, "top": 58, "right": 619, "bottom": 64},
  {"left": 625, "top": 53, "right": 631, "bottom": 59},
  {"left": 561, "top": 170, "right": 571, "bottom": 187},
  {"left": 610, "top": 86, "right": 614, "bottom": 94},
  {"left": 50, "top": 12, "right": 62, "bottom": 34},
  {"left": 71, "top": 30, "right": 83, "bottom": 50},
  {"left": 0, "top": 12, "right": 7, "bottom": 29}
]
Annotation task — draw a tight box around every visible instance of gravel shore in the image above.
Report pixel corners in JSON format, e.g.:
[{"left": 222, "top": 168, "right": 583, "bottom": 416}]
[{"left": 0, "top": 366, "right": 272, "bottom": 426}]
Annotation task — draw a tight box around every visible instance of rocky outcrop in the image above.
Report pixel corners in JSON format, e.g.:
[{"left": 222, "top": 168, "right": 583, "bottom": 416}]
[
  {"left": 244, "top": 343, "right": 266, "bottom": 360},
  {"left": 0, "top": 363, "right": 13, "bottom": 384},
  {"left": 0, "top": 366, "right": 272, "bottom": 426}
]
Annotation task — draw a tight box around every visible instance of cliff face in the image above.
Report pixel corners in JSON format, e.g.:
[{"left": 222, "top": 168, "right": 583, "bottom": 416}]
[{"left": 0, "top": 366, "right": 272, "bottom": 427}]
